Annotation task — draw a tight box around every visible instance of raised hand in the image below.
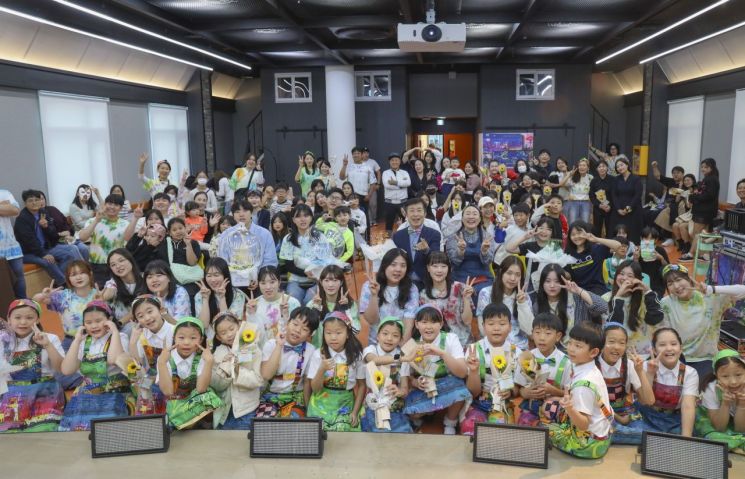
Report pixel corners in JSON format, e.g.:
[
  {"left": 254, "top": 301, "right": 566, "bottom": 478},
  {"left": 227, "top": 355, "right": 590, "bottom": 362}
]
[
  {"left": 276, "top": 327, "right": 286, "bottom": 347},
  {"left": 414, "top": 237, "right": 429, "bottom": 252},
  {"left": 139, "top": 152, "right": 149, "bottom": 165},
  {"left": 298, "top": 155, "right": 305, "bottom": 168},
  {"left": 559, "top": 275, "right": 582, "bottom": 296},
  {"left": 646, "top": 349, "right": 660, "bottom": 378},
  {"left": 481, "top": 236, "right": 491, "bottom": 254},
  {"left": 342, "top": 154, "right": 349, "bottom": 166},
  {"left": 422, "top": 343, "right": 443, "bottom": 357},
  {"left": 466, "top": 344, "right": 479, "bottom": 370},
  {"left": 198, "top": 344, "right": 213, "bottom": 364},
  {"left": 93, "top": 285, "right": 104, "bottom": 301},
  {"left": 321, "top": 351, "right": 335, "bottom": 372},
  {"left": 74, "top": 327, "right": 87, "bottom": 342},
  {"left": 31, "top": 325, "right": 50, "bottom": 347},
  {"left": 41, "top": 280, "right": 63, "bottom": 299},
  {"left": 311, "top": 290, "right": 323, "bottom": 307},
  {"left": 214, "top": 278, "right": 229, "bottom": 298},
  {"left": 134, "top": 207, "right": 144, "bottom": 219},
  {"left": 209, "top": 213, "right": 222, "bottom": 228},
  {"left": 616, "top": 279, "right": 635, "bottom": 297},
  {"left": 516, "top": 279, "right": 527, "bottom": 304},
  {"left": 457, "top": 232, "right": 467, "bottom": 253},
  {"left": 367, "top": 273, "right": 380, "bottom": 296},
  {"left": 559, "top": 387, "right": 573, "bottom": 410},
  {"left": 279, "top": 293, "right": 290, "bottom": 318},
  {"left": 197, "top": 280, "right": 211, "bottom": 299},
  {"left": 628, "top": 346, "right": 644, "bottom": 372},
  {"left": 159, "top": 344, "right": 176, "bottom": 365},
  {"left": 716, "top": 383, "right": 738, "bottom": 404},
  {"left": 338, "top": 288, "right": 349, "bottom": 306},
  {"left": 463, "top": 277, "right": 475, "bottom": 299},
  {"left": 246, "top": 289, "right": 258, "bottom": 315},
  {"left": 104, "top": 320, "right": 119, "bottom": 333}
]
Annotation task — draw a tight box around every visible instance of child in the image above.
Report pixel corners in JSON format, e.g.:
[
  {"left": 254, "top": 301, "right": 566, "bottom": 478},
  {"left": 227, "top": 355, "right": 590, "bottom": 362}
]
[
  {"left": 157, "top": 317, "right": 222, "bottom": 430},
  {"left": 440, "top": 157, "right": 465, "bottom": 196},
  {"left": 332, "top": 206, "right": 355, "bottom": 262},
  {"left": 596, "top": 323, "right": 655, "bottom": 444},
  {"left": 349, "top": 194, "right": 367, "bottom": 238},
  {"left": 248, "top": 266, "right": 300, "bottom": 343},
  {"left": 602, "top": 237, "right": 630, "bottom": 289},
  {"left": 515, "top": 313, "right": 570, "bottom": 426},
  {"left": 316, "top": 205, "right": 355, "bottom": 263},
  {"left": 208, "top": 215, "right": 236, "bottom": 258},
  {"left": 210, "top": 312, "right": 263, "bottom": 430},
  {"left": 565, "top": 221, "right": 621, "bottom": 295},
  {"left": 269, "top": 183, "right": 293, "bottom": 217},
  {"left": 462, "top": 303, "right": 522, "bottom": 435},
  {"left": 696, "top": 349, "right": 745, "bottom": 454},
  {"left": 548, "top": 323, "right": 613, "bottom": 459},
  {"left": 0, "top": 300, "right": 65, "bottom": 432},
  {"left": 361, "top": 317, "right": 412, "bottom": 433},
  {"left": 259, "top": 307, "right": 319, "bottom": 418},
  {"left": 530, "top": 194, "right": 568, "bottom": 240},
  {"left": 308, "top": 265, "right": 359, "bottom": 348},
  {"left": 637, "top": 226, "right": 669, "bottom": 297},
  {"left": 59, "top": 301, "right": 131, "bottom": 431},
  {"left": 402, "top": 305, "right": 470, "bottom": 435},
  {"left": 306, "top": 311, "right": 366, "bottom": 431},
  {"left": 638, "top": 327, "right": 698, "bottom": 436},
  {"left": 613, "top": 224, "right": 636, "bottom": 258},
  {"left": 184, "top": 201, "right": 208, "bottom": 244},
  {"left": 128, "top": 294, "right": 174, "bottom": 415}
]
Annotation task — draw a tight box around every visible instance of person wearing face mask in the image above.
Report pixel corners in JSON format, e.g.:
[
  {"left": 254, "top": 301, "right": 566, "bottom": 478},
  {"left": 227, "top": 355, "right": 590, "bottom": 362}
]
[
  {"left": 188, "top": 171, "right": 218, "bottom": 213},
  {"left": 69, "top": 184, "right": 104, "bottom": 232}
]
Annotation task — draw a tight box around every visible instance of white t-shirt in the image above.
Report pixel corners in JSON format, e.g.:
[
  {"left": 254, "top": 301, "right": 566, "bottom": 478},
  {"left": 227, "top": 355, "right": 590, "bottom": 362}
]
[
  {"left": 345, "top": 162, "right": 376, "bottom": 196},
  {"left": 567, "top": 361, "right": 612, "bottom": 438},
  {"left": 261, "top": 339, "right": 316, "bottom": 393},
  {"left": 597, "top": 356, "right": 641, "bottom": 392},
  {"left": 306, "top": 348, "right": 365, "bottom": 391},
  {"left": 362, "top": 344, "right": 410, "bottom": 390},
  {"left": 514, "top": 347, "right": 570, "bottom": 388},
  {"left": 421, "top": 332, "right": 464, "bottom": 364},
  {"left": 135, "top": 322, "right": 174, "bottom": 362},
  {"left": 156, "top": 351, "right": 206, "bottom": 383},
  {"left": 5, "top": 333, "right": 64, "bottom": 377},
  {"left": 76, "top": 332, "right": 129, "bottom": 376},
  {"left": 643, "top": 360, "right": 699, "bottom": 408}
]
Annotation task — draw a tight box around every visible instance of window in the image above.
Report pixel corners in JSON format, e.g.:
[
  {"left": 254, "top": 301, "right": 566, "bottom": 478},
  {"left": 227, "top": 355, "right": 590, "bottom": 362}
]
[
  {"left": 38, "top": 91, "right": 113, "bottom": 209},
  {"left": 274, "top": 73, "right": 312, "bottom": 103},
  {"left": 666, "top": 96, "right": 704, "bottom": 181},
  {"left": 148, "top": 104, "right": 190, "bottom": 179},
  {"left": 516, "top": 69, "right": 555, "bottom": 100},
  {"left": 355, "top": 71, "right": 391, "bottom": 101}
]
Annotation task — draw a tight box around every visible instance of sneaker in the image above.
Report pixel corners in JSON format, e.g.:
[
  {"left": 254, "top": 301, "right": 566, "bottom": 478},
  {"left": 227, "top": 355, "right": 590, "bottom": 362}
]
[
  {"left": 662, "top": 239, "right": 674, "bottom": 246},
  {"left": 679, "top": 253, "right": 694, "bottom": 261}
]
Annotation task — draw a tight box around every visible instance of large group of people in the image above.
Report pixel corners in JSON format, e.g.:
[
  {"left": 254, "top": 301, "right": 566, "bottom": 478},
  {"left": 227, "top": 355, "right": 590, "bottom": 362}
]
[{"left": 1, "top": 142, "right": 744, "bottom": 462}]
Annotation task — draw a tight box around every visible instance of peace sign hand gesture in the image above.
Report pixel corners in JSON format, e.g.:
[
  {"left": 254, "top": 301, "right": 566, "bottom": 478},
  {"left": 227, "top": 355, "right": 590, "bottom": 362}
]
[
  {"left": 481, "top": 236, "right": 491, "bottom": 254},
  {"left": 559, "top": 275, "right": 582, "bottom": 296},
  {"left": 627, "top": 346, "right": 644, "bottom": 373},
  {"left": 516, "top": 280, "right": 527, "bottom": 304},
  {"left": 214, "top": 278, "right": 229, "bottom": 298},
  {"left": 197, "top": 344, "right": 213, "bottom": 364},
  {"left": 279, "top": 293, "right": 290, "bottom": 318},
  {"left": 246, "top": 289, "right": 258, "bottom": 315},
  {"left": 338, "top": 288, "right": 349, "bottom": 306},
  {"left": 463, "top": 277, "right": 476, "bottom": 299},
  {"left": 93, "top": 285, "right": 104, "bottom": 301},
  {"left": 197, "top": 280, "right": 211, "bottom": 299},
  {"left": 457, "top": 232, "right": 467, "bottom": 253},
  {"left": 41, "top": 280, "right": 63, "bottom": 299},
  {"left": 367, "top": 273, "right": 380, "bottom": 296},
  {"left": 31, "top": 325, "right": 50, "bottom": 347},
  {"left": 414, "top": 237, "right": 429, "bottom": 252},
  {"left": 646, "top": 349, "right": 660, "bottom": 377},
  {"left": 158, "top": 344, "right": 177, "bottom": 365},
  {"left": 466, "top": 344, "right": 479, "bottom": 370}
]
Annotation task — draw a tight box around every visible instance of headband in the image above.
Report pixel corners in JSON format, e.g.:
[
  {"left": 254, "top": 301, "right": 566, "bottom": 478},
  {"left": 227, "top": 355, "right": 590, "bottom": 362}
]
[
  {"left": 175, "top": 316, "right": 204, "bottom": 335},
  {"left": 662, "top": 264, "right": 688, "bottom": 277},
  {"left": 603, "top": 321, "right": 627, "bottom": 331},
  {"left": 85, "top": 300, "right": 113, "bottom": 317},
  {"left": 7, "top": 299, "right": 42, "bottom": 318},
  {"left": 378, "top": 316, "right": 404, "bottom": 333},
  {"left": 414, "top": 303, "right": 443, "bottom": 319},
  {"left": 131, "top": 294, "right": 162, "bottom": 312},
  {"left": 713, "top": 349, "right": 745, "bottom": 369},
  {"left": 323, "top": 311, "right": 359, "bottom": 335},
  {"left": 212, "top": 311, "right": 240, "bottom": 325}
]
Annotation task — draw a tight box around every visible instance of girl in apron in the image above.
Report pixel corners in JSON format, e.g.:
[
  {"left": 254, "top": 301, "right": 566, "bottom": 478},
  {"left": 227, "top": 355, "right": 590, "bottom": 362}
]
[
  {"left": 59, "top": 301, "right": 132, "bottom": 431},
  {"left": 403, "top": 305, "right": 471, "bottom": 435},
  {"left": 638, "top": 327, "right": 699, "bottom": 436},
  {"left": 695, "top": 349, "right": 745, "bottom": 455},
  {"left": 596, "top": 323, "right": 655, "bottom": 444},
  {"left": 128, "top": 295, "right": 174, "bottom": 415},
  {"left": 306, "top": 311, "right": 365, "bottom": 432},
  {"left": 0, "top": 299, "right": 65, "bottom": 433},
  {"left": 156, "top": 317, "right": 222, "bottom": 430}
]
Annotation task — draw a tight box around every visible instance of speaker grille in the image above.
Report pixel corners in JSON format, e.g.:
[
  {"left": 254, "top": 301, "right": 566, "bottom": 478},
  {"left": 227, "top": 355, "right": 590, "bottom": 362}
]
[
  {"left": 92, "top": 417, "right": 166, "bottom": 456},
  {"left": 251, "top": 420, "right": 322, "bottom": 457},
  {"left": 474, "top": 424, "right": 547, "bottom": 467},
  {"left": 644, "top": 434, "right": 726, "bottom": 479}
]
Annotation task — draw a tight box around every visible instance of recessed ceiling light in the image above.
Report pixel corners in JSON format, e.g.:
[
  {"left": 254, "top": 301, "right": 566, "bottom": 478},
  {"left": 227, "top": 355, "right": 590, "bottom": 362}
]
[
  {"left": 596, "top": 0, "right": 730, "bottom": 64},
  {"left": 0, "top": 5, "right": 212, "bottom": 70},
  {"left": 254, "top": 28, "right": 287, "bottom": 34},
  {"left": 51, "top": 0, "right": 251, "bottom": 70},
  {"left": 640, "top": 20, "right": 745, "bottom": 63}
]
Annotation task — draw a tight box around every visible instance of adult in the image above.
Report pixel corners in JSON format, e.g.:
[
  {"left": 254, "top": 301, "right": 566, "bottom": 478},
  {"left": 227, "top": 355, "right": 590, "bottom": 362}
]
[
  {"left": 39, "top": 191, "right": 88, "bottom": 261},
  {"left": 0, "top": 187, "right": 26, "bottom": 298},
  {"left": 393, "top": 198, "right": 441, "bottom": 288},
  {"left": 339, "top": 146, "right": 377, "bottom": 220},
  {"left": 14, "top": 190, "right": 81, "bottom": 287},
  {"left": 531, "top": 148, "right": 554, "bottom": 182},
  {"left": 589, "top": 160, "right": 613, "bottom": 237},
  {"left": 68, "top": 184, "right": 102, "bottom": 232},
  {"left": 138, "top": 152, "right": 171, "bottom": 197},
  {"left": 78, "top": 194, "right": 132, "bottom": 287},
  {"left": 681, "top": 158, "right": 720, "bottom": 261},
  {"left": 382, "top": 153, "right": 411, "bottom": 233},
  {"left": 188, "top": 171, "right": 218, "bottom": 213},
  {"left": 589, "top": 141, "right": 627, "bottom": 177},
  {"left": 362, "top": 147, "right": 382, "bottom": 225},
  {"left": 610, "top": 157, "right": 643, "bottom": 244},
  {"left": 406, "top": 158, "right": 429, "bottom": 198},
  {"left": 229, "top": 152, "right": 265, "bottom": 193},
  {"left": 294, "top": 151, "right": 319, "bottom": 199},
  {"left": 445, "top": 204, "right": 497, "bottom": 298}
]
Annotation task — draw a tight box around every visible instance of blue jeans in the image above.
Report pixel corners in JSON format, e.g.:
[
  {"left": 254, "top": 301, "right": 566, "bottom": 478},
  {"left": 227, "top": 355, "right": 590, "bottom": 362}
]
[
  {"left": 286, "top": 280, "right": 317, "bottom": 305},
  {"left": 23, "top": 244, "right": 81, "bottom": 286},
  {"left": 218, "top": 408, "right": 256, "bottom": 430},
  {"left": 71, "top": 240, "right": 89, "bottom": 261},
  {"left": 565, "top": 200, "right": 592, "bottom": 225},
  {"left": 7, "top": 256, "right": 27, "bottom": 298}
]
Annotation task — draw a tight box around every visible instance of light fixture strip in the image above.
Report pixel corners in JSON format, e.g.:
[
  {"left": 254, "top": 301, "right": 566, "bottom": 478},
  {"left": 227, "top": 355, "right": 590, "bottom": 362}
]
[
  {"left": 640, "top": 20, "right": 745, "bottom": 63},
  {"left": 53, "top": 0, "right": 251, "bottom": 70},
  {"left": 596, "top": 0, "right": 730, "bottom": 64},
  {"left": 0, "top": 5, "right": 212, "bottom": 70}
]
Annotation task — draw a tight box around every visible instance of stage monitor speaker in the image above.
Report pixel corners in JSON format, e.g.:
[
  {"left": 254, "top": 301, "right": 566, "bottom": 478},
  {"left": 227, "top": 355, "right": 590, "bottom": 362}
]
[
  {"left": 90, "top": 415, "right": 169, "bottom": 458},
  {"left": 641, "top": 431, "right": 730, "bottom": 479},
  {"left": 249, "top": 417, "right": 326, "bottom": 459},
  {"left": 471, "top": 423, "right": 548, "bottom": 469}
]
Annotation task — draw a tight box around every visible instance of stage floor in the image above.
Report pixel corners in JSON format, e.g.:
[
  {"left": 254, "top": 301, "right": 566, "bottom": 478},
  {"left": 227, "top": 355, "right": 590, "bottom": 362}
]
[{"left": 2, "top": 431, "right": 744, "bottom": 478}]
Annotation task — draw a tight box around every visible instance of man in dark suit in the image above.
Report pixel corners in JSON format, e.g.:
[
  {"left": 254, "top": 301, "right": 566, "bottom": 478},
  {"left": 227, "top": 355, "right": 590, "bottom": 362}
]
[
  {"left": 393, "top": 198, "right": 441, "bottom": 290},
  {"left": 14, "top": 189, "right": 81, "bottom": 287}
]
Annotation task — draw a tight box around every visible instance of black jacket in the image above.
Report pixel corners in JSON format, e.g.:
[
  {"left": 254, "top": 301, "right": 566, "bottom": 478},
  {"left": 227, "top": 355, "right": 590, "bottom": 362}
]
[{"left": 14, "top": 208, "right": 60, "bottom": 257}]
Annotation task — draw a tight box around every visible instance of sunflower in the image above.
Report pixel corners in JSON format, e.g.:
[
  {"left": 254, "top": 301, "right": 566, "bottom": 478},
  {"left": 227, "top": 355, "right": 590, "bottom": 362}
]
[
  {"left": 543, "top": 186, "right": 552, "bottom": 196},
  {"left": 521, "top": 359, "right": 533, "bottom": 372},
  {"left": 373, "top": 370, "right": 385, "bottom": 387},
  {"left": 498, "top": 164, "right": 506, "bottom": 174},
  {"left": 496, "top": 203, "right": 504, "bottom": 214},
  {"left": 492, "top": 354, "right": 507, "bottom": 372},
  {"left": 242, "top": 329, "right": 256, "bottom": 344},
  {"left": 127, "top": 361, "right": 140, "bottom": 375}
]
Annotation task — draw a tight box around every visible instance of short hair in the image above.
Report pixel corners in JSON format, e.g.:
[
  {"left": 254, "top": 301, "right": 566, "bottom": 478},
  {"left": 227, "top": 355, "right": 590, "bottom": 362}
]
[
  {"left": 547, "top": 193, "right": 564, "bottom": 204},
  {"left": 538, "top": 148, "right": 551, "bottom": 156},
  {"left": 153, "top": 192, "right": 170, "bottom": 203},
  {"left": 568, "top": 323, "right": 603, "bottom": 350},
  {"left": 327, "top": 188, "right": 344, "bottom": 198},
  {"left": 333, "top": 205, "right": 351, "bottom": 217},
  {"left": 351, "top": 146, "right": 363, "bottom": 154},
  {"left": 231, "top": 199, "right": 253, "bottom": 213},
  {"left": 737, "top": 178, "right": 745, "bottom": 189},
  {"left": 310, "top": 179, "right": 325, "bottom": 191},
  {"left": 289, "top": 306, "right": 320, "bottom": 333},
  {"left": 21, "top": 189, "right": 43, "bottom": 202},
  {"left": 274, "top": 183, "right": 289, "bottom": 192},
  {"left": 104, "top": 194, "right": 124, "bottom": 207},
  {"left": 511, "top": 203, "right": 530, "bottom": 216},
  {"left": 671, "top": 166, "right": 684, "bottom": 174},
  {"left": 404, "top": 197, "right": 427, "bottom": 211},
  {"left": 482, "top": 303, "right": 511, "bottom": 322},
  {"left": 184, "top": 201, "right": 200, "bottom": 212},
  {"left": 614, "top": 236, "right": 630, "bottom": 247},
  {"left": 641, "top": 226, "right": 659, "bottom": 239},
  {"left": 532, "top": 313, "right": 565, "bottom": 334}
]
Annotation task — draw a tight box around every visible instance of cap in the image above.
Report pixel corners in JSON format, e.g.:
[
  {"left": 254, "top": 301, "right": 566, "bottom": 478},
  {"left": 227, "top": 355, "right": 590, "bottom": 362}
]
[
  {"left": 388, "top": 152, "right": 401, "bottom": 161},
  {"left": 478, "top": 196, "right": 496, "bottom": 208}
]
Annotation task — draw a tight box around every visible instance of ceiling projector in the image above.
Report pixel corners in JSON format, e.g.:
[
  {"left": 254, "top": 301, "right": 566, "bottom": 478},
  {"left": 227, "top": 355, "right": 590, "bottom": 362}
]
[{"left": 397, "top": 22, "right": 466, "bottom": 52}]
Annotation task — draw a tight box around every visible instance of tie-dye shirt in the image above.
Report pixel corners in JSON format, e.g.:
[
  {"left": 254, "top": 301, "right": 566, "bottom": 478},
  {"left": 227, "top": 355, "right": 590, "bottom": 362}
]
[
  {"left": 0, "top": 190, "right": 22, "bottom": 260},
  {"left": 252, "top": 295, "right": 301, "bottom": 346},
  {"left": 85, "top": 216, "right": 129, "bottom": 264},
  {"left": 47, "top": 288, "right": 98, "bottom": 336}
]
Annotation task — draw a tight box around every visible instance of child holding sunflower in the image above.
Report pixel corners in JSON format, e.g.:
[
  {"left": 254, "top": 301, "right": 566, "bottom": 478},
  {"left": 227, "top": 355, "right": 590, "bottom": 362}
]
[
  {"left": 462, "top": 303, "right": 523, "bottom": 435},
  {"left": 210, "top": 312, "right": 264, "bottom": 430}
]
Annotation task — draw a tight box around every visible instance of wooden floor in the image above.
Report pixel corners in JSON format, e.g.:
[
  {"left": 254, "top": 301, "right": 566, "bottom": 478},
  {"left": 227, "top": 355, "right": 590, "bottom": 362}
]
[{"left": 2, "top": 430, "right": 742, "bottom": 479}]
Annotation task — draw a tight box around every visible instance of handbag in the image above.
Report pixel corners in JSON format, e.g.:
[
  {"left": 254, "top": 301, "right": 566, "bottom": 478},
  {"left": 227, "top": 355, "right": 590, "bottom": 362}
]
[{"left": 167, "top": 239, "right": 203, "bottom": 284}]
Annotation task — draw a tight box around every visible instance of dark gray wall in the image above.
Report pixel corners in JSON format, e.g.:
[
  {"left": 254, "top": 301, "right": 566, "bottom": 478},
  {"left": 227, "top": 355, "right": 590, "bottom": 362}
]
[
  {"left": 648, "top": 63, "right": 670, "bottom": 168},
  {"left": 355, "top": 66, "right": 409, "bottom": 164},
  {"left": 409, "top": 73, "right": 478, "bottom": 118},
  {"left": 625, "top": 104, "right": 642, "bottom": 159},
  {"left": 590, "top": 72, "right": 627, "bottom": 152},
  {"left": 260, "top": 68, "right": 328, "bottom": 186},
  {"left": 479, "top": 64, "right": 593, "bottom": 163},
  {"left": 232, "top": 78, "right": 262, "bottom": 170},
  {"left": 410, "top": 118, "right": 477, "bottom": 134},
  {"left": 213, "top": 108, "right": 236, "bottom": 175},
  {"left": 185, "top": 71, "right": 207, "bottom": 174}
]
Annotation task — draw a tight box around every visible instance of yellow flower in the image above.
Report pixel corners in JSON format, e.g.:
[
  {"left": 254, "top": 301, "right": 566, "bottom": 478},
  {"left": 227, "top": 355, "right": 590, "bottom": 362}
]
[
  {"left": 127, "top": 362, "right": 139, "bottom": 375},
  {"left": 498, "top": 164, "right": 506, "bottom": 173},
  {"left": 496, "top": 203, "right": 504, "bottom": 214},
  {"left": 492, "top": 355, "right": 507, "bottom": 372},
  {"left": 543, "top": 186, "right": 552, "bottom": 196},
  {"left": 242, "top": 329, "right": 256, "bottom": 344},
  {"left": 373, "top": 370, "right": 385, "bottom": 387},
  {"left": 521, "top": 359, "right": 532, "bottom": 372},
  {"left": 414, "top": 354, "right": 424, "bottom": 363}
]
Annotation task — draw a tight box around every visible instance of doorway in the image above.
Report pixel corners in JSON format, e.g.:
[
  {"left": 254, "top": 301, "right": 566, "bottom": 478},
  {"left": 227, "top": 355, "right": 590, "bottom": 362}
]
[{"left": 411, "top": 118, "right": 477, "bottom": 165}]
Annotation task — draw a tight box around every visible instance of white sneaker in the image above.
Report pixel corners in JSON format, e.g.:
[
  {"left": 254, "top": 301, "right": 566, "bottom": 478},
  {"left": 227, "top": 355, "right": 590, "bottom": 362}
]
[
  {"left": 443, "top": 425, "right": 457, "bottom": 435},
  {"left": 662, "top": 239, "right": 674, "bottom": 246}
]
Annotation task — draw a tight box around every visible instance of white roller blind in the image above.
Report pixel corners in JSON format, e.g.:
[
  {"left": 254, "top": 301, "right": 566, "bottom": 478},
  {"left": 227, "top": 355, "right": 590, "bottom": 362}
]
[
  {"left": 728, "top": 89, "right": 745, "bottom": 204},
  {"left": 148, "top": 104, "right": 189, "bottom": 178},
  {"left": 38, "top": 91, "right": 113, "bottom": 209},
  {"left": 666, "top": 96, "right": 704, "bottom": 178}
]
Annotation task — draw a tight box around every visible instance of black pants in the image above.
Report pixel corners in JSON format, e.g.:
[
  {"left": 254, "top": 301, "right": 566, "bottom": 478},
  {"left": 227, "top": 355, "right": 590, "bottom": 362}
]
[
  {"left": 592, "top": 207, "right": 611, "bottom": 238},
  {"left": 383, "top": 202, "right": 403, "bottom": 232}
]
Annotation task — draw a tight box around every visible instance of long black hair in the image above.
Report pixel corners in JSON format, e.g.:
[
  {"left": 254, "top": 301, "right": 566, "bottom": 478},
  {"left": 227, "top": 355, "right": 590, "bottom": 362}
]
[
  {"left": 535, "top": 264, "right": 570, "bottom": 334},
  {"left": 701, "top": 157, "right": 719, "bottom": 178},
  {"left": 565, "top": 220, "right": 594, "bottom": 255},
  {"left": 422, "top": 252, "right": 452, "bottom": 300},
  {"left": 72, "top": 184, "right": 97, "bottom": 210},
  {"left": 610, "top": 260, "right": 644, "bottom": 331},
  {"left": 375, "top": 248, "right": 414, "bottom": 310},
  {"left": 288, "top": 204, "right": 322, "bottom": 247},
  {"left": 320, "top": 314, "right": 363, "bottom": 365},
  {"left": 203, "top": 257, "right": 236, "bottom": 322},
  {"left": 141, "top": 260, "right": 178, "bottom": 300},
  {"left": 106, "top": 248, "right": 144, "bottom": 306},
  {"left": 317, "top": 265, "right": 352, "bottom": 319},
  {"left": 490, "top": 255, "right": 525, "bottom": 320}
]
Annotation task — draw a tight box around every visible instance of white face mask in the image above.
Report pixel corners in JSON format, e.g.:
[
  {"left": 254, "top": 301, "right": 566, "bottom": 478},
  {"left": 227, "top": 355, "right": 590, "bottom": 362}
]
[
  {"left": 517, "top": 165, "right": 527, "bottom": 173},
  {"left": 197, "top": 178, "right": 208, "bottom": 186}
]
